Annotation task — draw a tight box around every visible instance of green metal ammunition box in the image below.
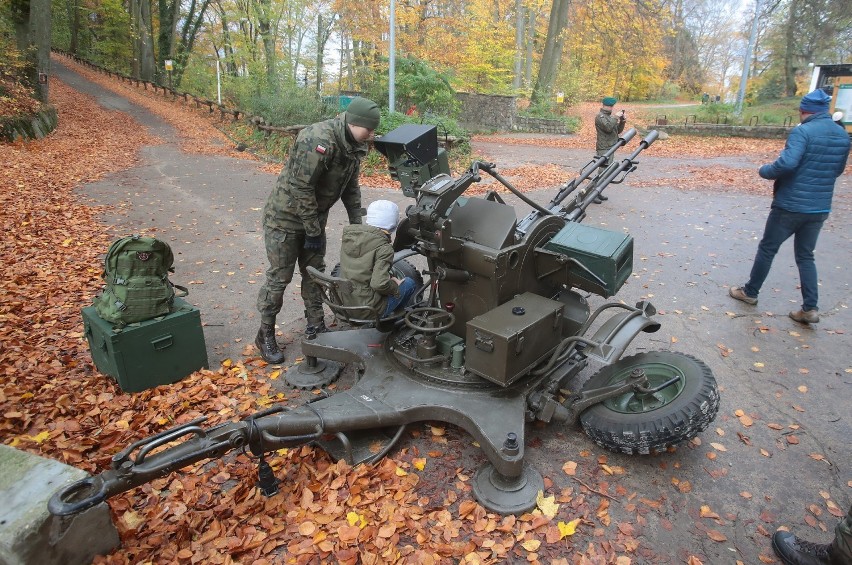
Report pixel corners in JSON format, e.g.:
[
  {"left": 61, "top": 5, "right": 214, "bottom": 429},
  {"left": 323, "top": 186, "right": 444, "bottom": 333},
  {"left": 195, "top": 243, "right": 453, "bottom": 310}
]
[
  {"left": 543, "top": 223, "right": 633, "bottom": 297},
  {"left": 465, "top": 293, "right": 564, "bottom": 387},
  {"left": 82, "top": 297, "right": 208, "bottom": 392}
]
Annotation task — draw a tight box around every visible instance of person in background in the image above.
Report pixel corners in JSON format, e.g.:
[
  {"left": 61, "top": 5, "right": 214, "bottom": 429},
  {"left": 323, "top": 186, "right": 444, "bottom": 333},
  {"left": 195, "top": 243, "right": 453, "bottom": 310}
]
[
  {"left": 339, "top": 200, "right": 417, "bottom": 320},
  {"left": 728, "top": 89, "right": 850, "bottom": 324},
  {"left": 255, "top": 97, "right": 381, "bottom": 363},
  {"left": 594, "top": 96, "right": 626, "bottom": 203}
]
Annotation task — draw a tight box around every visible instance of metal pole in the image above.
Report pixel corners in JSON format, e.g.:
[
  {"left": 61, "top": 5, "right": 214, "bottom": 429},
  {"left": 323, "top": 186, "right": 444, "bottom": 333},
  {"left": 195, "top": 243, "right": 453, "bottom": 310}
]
[
  {"left": 389, "top": 0, "right": 396, "bottom": 113},
  {"left": 735, "top": 0, "right": 762, "bottom": 116}
]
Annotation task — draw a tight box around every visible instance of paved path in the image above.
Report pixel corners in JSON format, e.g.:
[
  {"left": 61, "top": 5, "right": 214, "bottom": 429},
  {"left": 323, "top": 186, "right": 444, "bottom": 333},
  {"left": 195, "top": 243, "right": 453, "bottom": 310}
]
[{"left": 54, "top": 60, "right": 851, "bottom": 563}]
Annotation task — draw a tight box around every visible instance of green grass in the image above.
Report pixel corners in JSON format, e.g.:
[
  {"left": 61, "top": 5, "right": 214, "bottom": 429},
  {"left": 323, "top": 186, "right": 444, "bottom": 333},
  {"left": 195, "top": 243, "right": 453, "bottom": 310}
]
[{"left": 632, "top": 97, "right": 801, "bottom": 126}]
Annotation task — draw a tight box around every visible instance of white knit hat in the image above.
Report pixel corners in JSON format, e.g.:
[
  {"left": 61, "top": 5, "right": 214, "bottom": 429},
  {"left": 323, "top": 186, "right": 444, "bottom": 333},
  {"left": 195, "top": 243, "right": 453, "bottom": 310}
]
[
  {"left": 833, "top": 111, "right": 844, "bottom": 122},
  {"left": 365, "top": 200, "right": 399, "bottom": 231}
]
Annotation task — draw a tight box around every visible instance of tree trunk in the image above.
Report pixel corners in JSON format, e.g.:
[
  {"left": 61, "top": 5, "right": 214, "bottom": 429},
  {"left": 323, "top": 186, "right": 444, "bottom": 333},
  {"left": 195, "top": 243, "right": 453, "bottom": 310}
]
[
  {"left": 531, "top": 0, "right": 571, "bottom": 106},
  {"left": 31, "top": 0, "right": 51, "bottom": 101},
  {"left": 513, "top": 0, "right": 524, "bottom": 90},
  {"left": 132, "top": 0, "right": 155, "bottom": 80},
  {"left": 220, "top": 14, "right": 238, "bottom": 76},
  {"left": 783, "top": 0, "right": 799, "bottom": 96},
  {"left": 172, "top": 0, "right": 211, "bottom": 87},
  {"left": 67, "top": 0, "right": 80, "bottom": 54},
  {"left": 9, "top": 0, "right": 52, "bottom": 102},
  {"left": 671, "top": 0, "right": 683, "bottom": 82},
  {"left": 158, "top": 0, "right": 180, "bottom": 81},
  {"left": 130, "top": 0, "right": 140, "bottom": 77},
  {"left": 525, "top": 10, "right": 535, "bottom": 87},
  {"left": 342, "top": 32, "right": 354, "bottom": 90},
  {"left": 256, "top": 0, "right": 276, "bottom": 85}
]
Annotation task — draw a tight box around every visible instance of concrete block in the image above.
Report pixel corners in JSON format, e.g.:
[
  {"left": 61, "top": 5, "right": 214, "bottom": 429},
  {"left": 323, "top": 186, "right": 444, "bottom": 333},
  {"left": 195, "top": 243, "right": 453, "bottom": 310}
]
[{"left": 0, "top": 445, "right": 120, "bottom": 565}]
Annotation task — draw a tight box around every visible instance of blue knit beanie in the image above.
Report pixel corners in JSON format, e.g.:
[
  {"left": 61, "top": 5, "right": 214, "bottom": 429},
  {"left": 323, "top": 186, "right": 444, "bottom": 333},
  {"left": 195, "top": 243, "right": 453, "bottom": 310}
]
[{"left": 799, "top": 90, "right": 831, "bottom": 113}]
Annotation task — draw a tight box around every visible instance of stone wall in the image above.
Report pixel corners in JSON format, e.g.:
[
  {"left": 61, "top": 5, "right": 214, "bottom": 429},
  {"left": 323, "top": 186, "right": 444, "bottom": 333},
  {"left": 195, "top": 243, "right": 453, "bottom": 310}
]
[
  {"left": 650, "top": 123, "right": 792, "bottom": 139},
  {"left": 1, "top": 106, "right": 59, "bottom": 142},
  {"left": 455, "top": 92, "right": 571, "bottom": 134},
  {"left": 456, "top": 92, "right": 516, "bottom": 131},
  {"left": 513, "top": 115, "right": 571, "bottom": 134}
]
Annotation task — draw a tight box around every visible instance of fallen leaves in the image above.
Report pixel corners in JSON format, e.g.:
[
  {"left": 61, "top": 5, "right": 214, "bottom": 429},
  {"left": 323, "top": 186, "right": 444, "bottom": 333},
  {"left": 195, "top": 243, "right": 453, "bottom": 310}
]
[
  {"left": 535, "top": 491, "right": 559, "bottom": 519},
  {"left": 827, "top": 500, "right": 846, "bottom": 518}
]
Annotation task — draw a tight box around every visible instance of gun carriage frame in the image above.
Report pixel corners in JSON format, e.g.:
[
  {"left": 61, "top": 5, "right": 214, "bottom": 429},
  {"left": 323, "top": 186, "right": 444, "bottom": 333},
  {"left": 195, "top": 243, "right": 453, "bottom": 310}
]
[{"left": 50, "top": 126, "right": 720, "bottom": 517}]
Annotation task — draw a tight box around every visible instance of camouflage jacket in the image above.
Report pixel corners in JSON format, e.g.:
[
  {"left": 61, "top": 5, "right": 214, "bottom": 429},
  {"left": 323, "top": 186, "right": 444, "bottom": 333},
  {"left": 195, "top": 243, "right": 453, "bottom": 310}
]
[
  {"left": 595, "top": 108, "right": 626, "bottom": 155},
  {"left": 339, "top": 224, "right": 399, "bottom": 317},
  {"left": 264, "top": 115, "right": 367, "bottom": 236}
]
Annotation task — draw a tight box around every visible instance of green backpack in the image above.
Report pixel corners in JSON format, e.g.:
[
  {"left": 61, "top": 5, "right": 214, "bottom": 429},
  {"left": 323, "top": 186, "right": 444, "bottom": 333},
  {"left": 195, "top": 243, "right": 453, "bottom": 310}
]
[{"left": 93, "top": 235, "right": 187, "bottom": 326}]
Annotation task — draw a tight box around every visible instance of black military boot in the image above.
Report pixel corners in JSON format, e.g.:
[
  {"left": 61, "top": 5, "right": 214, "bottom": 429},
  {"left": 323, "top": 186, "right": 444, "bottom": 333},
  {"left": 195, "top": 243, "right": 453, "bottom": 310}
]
[
  {"left": 772, "top": 531, "right": 833, "bottom": 565},
  {"left": 305, "top": 319, "right": 328, "bottom": 337},
  {"left": 255, "top": 323, "right": 285, "bottom": 364}
]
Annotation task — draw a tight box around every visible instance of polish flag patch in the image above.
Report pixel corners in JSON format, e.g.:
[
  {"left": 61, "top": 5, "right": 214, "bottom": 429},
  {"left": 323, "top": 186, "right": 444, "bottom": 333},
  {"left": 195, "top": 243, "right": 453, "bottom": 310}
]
[{"left": 315, "top": 144, "right": 327, "bottom": 154}]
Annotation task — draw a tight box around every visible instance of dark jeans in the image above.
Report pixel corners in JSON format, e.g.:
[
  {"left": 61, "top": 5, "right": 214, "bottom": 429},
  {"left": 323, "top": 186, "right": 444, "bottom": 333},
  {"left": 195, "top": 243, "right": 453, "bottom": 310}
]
[
  {"left": 383, "top": 277, "right": 417, "bottom": 316},
  {"left": 743, "top": 208, "right": 828, "bottom": 311}
]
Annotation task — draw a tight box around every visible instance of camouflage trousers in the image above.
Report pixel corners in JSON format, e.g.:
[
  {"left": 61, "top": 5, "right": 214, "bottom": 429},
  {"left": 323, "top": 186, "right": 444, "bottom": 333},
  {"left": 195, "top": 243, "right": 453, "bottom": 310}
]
[
  {"left": 835, "top": 504, "right": 852, "bottom": 563},
  {"left": 256, "top": 227, "right": 326, "bottom": 325}
]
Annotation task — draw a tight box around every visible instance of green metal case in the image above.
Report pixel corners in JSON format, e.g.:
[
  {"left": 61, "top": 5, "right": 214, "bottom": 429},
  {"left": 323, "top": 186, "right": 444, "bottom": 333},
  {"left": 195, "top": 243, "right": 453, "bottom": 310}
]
[
  {"left": 465, "top": 293, "right": 564, "bottom": 387},
  {"left": 543, "top": 223, "right": 633, "bottom": 297},
  {"left": 82, "top": 297, "right": 208, "bottom": 392}
]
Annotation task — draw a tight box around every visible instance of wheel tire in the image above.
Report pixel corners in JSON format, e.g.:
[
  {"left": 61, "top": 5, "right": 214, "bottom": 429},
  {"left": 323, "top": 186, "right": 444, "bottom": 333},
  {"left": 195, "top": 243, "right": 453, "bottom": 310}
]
[
  {"left": 330, "top": 260, "right": 423, "bottom": 288},
  {"left": 579, "top": 351, "right": 720, "bottom": 455},
  {"left": 390, "top": 259, "right": 423, "bottom": 287}
]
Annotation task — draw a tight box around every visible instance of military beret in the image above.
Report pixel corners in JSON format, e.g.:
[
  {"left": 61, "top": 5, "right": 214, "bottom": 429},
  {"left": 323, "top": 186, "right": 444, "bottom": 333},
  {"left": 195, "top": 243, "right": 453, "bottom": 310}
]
[{"left": 602, "top": 97, "right": 617, "bottom": 107}]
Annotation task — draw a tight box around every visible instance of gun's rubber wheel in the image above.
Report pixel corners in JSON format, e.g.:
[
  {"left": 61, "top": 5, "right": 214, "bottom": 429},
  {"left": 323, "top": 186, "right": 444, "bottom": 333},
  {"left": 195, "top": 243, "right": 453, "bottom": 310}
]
[
  {"left": 390, "top": 259, "right": 423, "bottom": 287},
  {"left": 579, "top": 351, "right": 720, "bottom": 455},
  {"left": 331, "top": 260, "right": 423, "bottom": 288}
]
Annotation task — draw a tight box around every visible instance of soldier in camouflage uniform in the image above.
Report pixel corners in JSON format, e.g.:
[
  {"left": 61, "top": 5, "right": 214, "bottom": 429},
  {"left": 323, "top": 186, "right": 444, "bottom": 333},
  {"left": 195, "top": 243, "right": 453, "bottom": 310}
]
[
  {"left": 255, "top": 97, "right": 381, "bottom": 363},
  {"left": 593, "top": 96, "right": 627, "bottom": 204}
]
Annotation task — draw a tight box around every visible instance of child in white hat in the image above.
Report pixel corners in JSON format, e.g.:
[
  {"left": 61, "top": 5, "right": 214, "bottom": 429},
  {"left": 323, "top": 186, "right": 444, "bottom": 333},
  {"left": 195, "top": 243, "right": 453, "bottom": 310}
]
[{"left": 339, "top": 200, "right": 416, "bottom": 319}]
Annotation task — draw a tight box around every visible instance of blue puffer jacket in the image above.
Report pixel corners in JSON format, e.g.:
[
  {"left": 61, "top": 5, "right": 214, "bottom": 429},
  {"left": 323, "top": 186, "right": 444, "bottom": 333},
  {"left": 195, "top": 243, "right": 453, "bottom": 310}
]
[{"left": 758, "top": 112, "right": 850, "bottom": 213}]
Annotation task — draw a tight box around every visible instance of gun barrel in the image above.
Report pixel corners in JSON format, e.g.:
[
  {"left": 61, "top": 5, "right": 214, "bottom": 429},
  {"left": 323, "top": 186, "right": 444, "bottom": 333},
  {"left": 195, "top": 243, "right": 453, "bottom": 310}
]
[
  {"left": 552, "top": 128, "right": 638, "bottom": 206},
  {"left": 563, "top": 129, "right": 659, "bottom": 222},
  {"left": 517, "top": 129, "right": 639, "bottom": 235}
]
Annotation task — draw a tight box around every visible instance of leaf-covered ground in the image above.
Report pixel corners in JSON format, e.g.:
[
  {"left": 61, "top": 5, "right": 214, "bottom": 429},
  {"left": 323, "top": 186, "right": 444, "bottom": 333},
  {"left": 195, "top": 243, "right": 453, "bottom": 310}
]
[
  {"left": 5, "top": 58, "right": 848, "bottom": 564},
  {"left": 471, "top": 103, "right": 811, "bottom": 196}
]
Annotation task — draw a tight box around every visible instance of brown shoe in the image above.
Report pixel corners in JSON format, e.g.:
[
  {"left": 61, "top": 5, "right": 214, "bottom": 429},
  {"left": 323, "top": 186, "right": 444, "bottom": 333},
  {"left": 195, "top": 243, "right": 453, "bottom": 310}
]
[
  {"left": 729, "top": 286, "right": 757, "bottom": 305},
  {"left": 789, "top": 309, "right": 819, "bottom": 324}
]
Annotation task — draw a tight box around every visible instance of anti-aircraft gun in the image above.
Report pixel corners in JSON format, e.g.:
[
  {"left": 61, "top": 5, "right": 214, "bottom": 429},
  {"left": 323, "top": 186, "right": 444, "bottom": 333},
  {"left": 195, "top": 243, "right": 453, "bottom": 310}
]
[{"left": 50, "top": 125, "right": 720, "bottom": 517}]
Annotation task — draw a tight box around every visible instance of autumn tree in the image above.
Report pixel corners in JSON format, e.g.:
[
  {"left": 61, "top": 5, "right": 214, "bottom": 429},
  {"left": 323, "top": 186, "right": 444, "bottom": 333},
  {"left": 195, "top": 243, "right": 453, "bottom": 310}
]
[
  {"left": 530, "top": 0, "right": 570, "bottom": 106},
  {"left": 559, "top": 0, "right": 669, "bottom": 102},
  {"left": 758, "top": 0, "right": 852, "bottom": 98}
]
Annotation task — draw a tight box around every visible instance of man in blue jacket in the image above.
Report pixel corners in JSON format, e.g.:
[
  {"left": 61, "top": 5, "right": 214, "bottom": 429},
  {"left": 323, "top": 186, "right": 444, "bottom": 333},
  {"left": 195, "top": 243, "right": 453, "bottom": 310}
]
[{"left": 728, "top": 89, "right": 850, "bottom": 324}]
